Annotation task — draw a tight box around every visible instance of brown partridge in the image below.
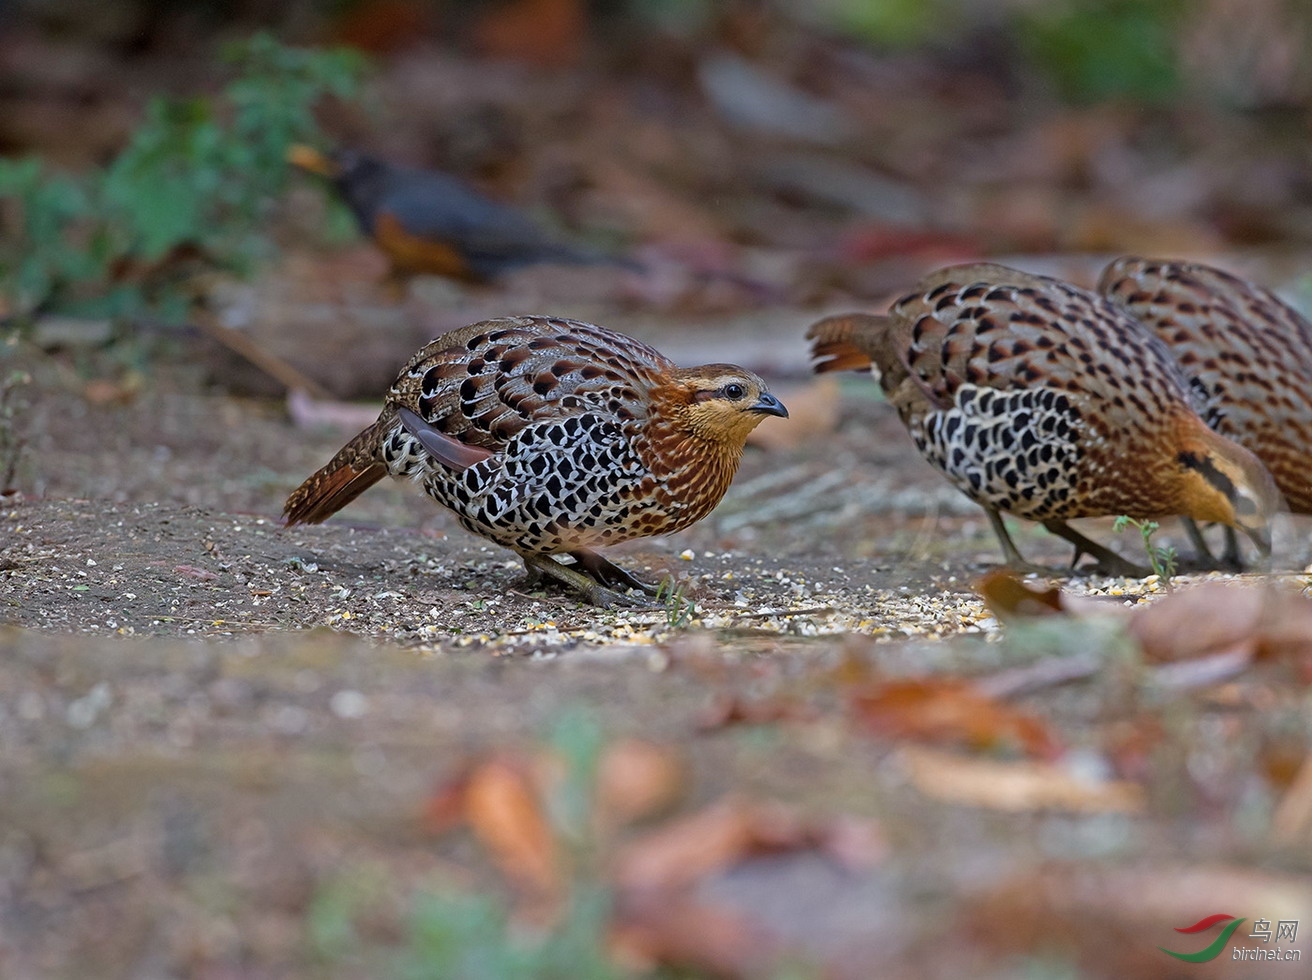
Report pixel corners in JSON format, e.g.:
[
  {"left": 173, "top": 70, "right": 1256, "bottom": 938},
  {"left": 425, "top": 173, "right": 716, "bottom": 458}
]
[
  {"left": 807, "top": 263, "right": 1280, "bottom": 574},
  {"left": 1100, "top": 257, "right": 1312, "bottom": 515},
  {"left": 283, "top": 315, "right": 787, "bottom": 607}
]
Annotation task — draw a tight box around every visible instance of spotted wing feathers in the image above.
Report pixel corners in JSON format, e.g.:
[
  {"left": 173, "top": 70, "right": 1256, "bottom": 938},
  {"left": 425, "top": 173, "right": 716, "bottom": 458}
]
[
  {"left": 387, "top": 315, "right": 673, "bottom": 452},
  {"left": 913, "top": 383, "right": 1083, "bottom": 520},
  {"left": 283, "top": 316, "right": 673, "bottom": 527},
  {"left": 888, "top": 263, "right": 1194, "bottom": 430}
]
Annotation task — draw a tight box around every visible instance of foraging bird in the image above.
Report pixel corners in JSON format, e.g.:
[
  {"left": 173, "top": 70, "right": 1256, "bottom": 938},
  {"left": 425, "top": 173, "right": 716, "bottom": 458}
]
[
  {"left": 283, "top": 315, "right": 787, "bottom": 606},
  {"left": 288, "top": 145, "right": 626, "bottom": 283},
  {"left": 1099, "top": 257, "right": 1312, "bottom": 514},
  {"left": 807, "top": 263, "right": 1280, "bottom": 574}
]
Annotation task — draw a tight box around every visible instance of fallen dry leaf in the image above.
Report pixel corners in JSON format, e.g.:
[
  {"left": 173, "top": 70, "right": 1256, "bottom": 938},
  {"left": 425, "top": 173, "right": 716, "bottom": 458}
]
[
  {"left": 173, "top": 564, "right": 220, "bottom": 582},
  {"left": 851, "top": 677, "right": 1060, "bottom": 758},
  {"left": 432, "top": 757, "right": 557, "bottom": 896},
  {"left": 1128, "top": 582, "right": 1312, "bottom": 667},
  {"left": 966, "top": 861, "right": 1312, "bottom": 978},
  {"left": 1271, "top": 752, "right": 1312, "bottom": 846},
  {"left": 595, "top": 739, "right": 684, "bottom": 830},
  {"left": 975, "top": 568, "right": 1067, "bottom": 620},
  {"left": 610, "top": 797, "right": 885, "bottom": 976},
  {"left": 695, "top": 692, "right": 808, "bottom": 731},
  {"left": 612, "top": 798, "right": 798, "bottom": 893},
  {"left": 899, "top": 745, "right": 1145, "bottom": 813},
  {"left": 975, "top": 568, "right": 1121, "bottom": 621},
  {"left": 613, "top": 797, "right": 884, "bottom": 893}
]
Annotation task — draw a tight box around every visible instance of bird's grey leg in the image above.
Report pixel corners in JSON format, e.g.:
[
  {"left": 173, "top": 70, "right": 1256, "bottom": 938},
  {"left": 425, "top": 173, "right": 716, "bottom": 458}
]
[
  {"left": 984, "top": 509, "right": 1062, "bottom": 575},
  {"left": 1180, "top": 517, "right": 1215, "bottom": 564},
  {"left": 518, "top": 553, "right": 660, "bottom": 609},
  {"left": 1042, "top": 520, "right": 1150, "bottom": 577},
  {"left": 1179, "top": 519, "right": 1253, "bottom": 571},
  {"left": 569, "top": 549, "right": 663, "bottom": 596}
]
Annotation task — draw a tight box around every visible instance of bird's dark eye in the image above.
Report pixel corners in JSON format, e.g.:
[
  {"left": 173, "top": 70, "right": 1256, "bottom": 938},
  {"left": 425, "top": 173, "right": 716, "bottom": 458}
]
[{"left": 723, "top": 383, "right": 746, "bottom": 400}]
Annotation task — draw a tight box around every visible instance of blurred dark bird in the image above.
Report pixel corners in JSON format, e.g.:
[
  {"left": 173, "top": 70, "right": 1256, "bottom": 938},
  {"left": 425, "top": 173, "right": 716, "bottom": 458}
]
[
  {"left": 288, "top": 145, "right": 632, "bottom": 283},
  {"left": 808, "top": 263, "right": 1280, "bottom": 575},
  {"left": 1100, "top": 256, "right": 1312, "bottom": 514},
  {"left": 283, "top": 314, "right": 787, "bottom": 606}
]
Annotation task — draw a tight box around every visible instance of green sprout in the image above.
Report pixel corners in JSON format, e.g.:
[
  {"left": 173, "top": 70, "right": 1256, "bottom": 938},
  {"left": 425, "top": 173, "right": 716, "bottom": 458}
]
[
  {"left": 1113, "top": 515, "right": 1177, "bottom": 587},
  {"left": 654, "top": 575, "right": 697, "bottom": 629}
]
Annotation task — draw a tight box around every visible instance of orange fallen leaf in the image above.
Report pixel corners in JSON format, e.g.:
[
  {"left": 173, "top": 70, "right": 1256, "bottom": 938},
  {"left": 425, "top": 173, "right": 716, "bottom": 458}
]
[
  {"left": 613, "top": 797, "right": 883, "bottom": 894},
  {"left": 975, "top": 568, "right": 1067, "bottom": 620},
  {"left": 610, "top": 797, "right": 884, "bottom": 975},
  {"left": 613, "top": 798, "right": 790, "bottom": 893},
  {"left": 695, "top": 692, "right": 807, "bottom": 731},
  {"left": 899, "top": 745, "right": 1144, "bottom": 813},
  {"left": 851, "top": 677, "right": 1060, "bottom": 758},
  {"left": 595, "top": 739, "right": 684, "bottom": 830},
  {"left": 1128, "top": 582, "right": 1312, "bottom": 666},
  {"left": 975, "top": 568, "right": 1120, "bottom": 621},
  {"left": 1271, "top": 752, "right": 1312, "bottom": 845},
  {"left": 462, "top": 757, "right": 558, "bottom": 895}
]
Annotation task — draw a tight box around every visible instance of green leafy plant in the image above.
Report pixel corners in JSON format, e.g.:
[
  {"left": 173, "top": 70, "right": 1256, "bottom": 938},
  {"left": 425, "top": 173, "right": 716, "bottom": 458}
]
[
  {"left": 1016, "top": 0, "right": 1185, "bottom": 104},
  {"left": 1114, "top": 515, "right": 1178, "bottom": 586},
  {"left": 0, "top": 32, "right": 364, "bottom": 325},
  {"left": 655, "top": 575, "right": 697, "bottom": 629}
]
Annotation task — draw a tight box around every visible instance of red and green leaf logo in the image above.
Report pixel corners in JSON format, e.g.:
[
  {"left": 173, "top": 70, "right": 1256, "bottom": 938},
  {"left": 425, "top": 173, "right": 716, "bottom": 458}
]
[{"left": 1159, "top": 914, "right": 1246, "bottom": 963}]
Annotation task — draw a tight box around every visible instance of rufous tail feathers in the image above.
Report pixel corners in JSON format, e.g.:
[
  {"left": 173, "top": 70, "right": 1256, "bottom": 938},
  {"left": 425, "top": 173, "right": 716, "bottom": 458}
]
[
  {"left": 806, "top": 313, "right": 888, "bottom": 373},
  {"left": 283, "top": 420, "right": 390, "bottom": 525}
]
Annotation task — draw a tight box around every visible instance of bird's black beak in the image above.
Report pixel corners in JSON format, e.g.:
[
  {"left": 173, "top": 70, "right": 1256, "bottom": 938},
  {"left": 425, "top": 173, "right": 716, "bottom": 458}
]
[
  {"left": 749, "top": 392, "right": 788, "bottom": 419},
  {"left": 1243, "top": 524, "right": 1272, "bottom": 559},
  {"left": 287, "top": 144, "right": 340, "bottom": 178}
]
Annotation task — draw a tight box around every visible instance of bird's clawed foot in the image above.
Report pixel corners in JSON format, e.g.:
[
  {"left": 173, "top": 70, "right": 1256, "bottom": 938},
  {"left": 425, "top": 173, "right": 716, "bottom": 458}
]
[
  {"left": 1178, "top": 520, "right": 1261, "bottom": 572},
  {"left": 988, "top": 511, "right": 1154, "bottom": 578},
  {"left": 519, "top": 552, "right": 661, "bottom": 609},
  {"left": 569, "top": 549, "right": 663, "bottom": 596},
  {"left": 1042, "top": 520, "right": 1151, "bottom": 578}
]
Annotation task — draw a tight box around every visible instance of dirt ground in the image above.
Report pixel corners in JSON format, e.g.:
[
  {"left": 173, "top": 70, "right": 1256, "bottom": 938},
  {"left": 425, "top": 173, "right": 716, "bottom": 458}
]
[{"left": 4, "top": 295, "right": 1312, "bottom": 979}]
